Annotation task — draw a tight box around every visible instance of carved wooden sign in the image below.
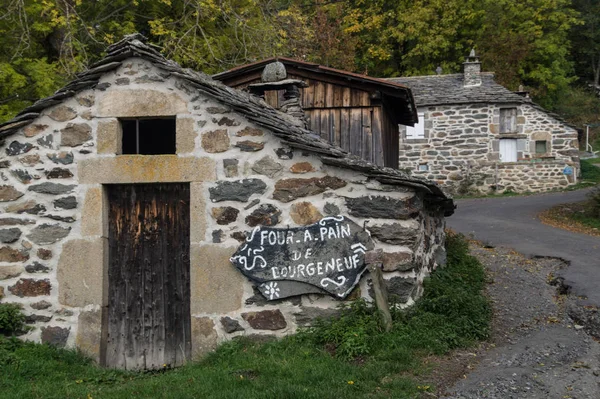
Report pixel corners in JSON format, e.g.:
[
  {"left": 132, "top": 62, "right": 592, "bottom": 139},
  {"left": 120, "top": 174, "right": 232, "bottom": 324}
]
[{"left": 230, "top": 216, "right": 374, "bottom": 300}]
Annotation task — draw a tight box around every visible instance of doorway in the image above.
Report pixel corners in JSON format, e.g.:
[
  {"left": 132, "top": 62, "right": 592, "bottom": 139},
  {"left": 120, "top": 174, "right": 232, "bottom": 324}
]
[{"left": 104, "top": 183, "right": 191, "bottom": 369}]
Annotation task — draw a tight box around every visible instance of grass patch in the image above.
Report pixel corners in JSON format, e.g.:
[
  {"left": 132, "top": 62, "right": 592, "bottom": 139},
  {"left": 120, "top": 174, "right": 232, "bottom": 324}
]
[{"left": 0, "top": 233, "right": 490, "bottom": 399}]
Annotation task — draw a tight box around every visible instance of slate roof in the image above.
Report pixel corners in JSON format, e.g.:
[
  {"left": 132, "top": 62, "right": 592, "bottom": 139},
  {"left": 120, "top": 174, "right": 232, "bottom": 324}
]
[
  {"left": 0, "top": 34, "right": 454, "bottom": 215},
  {"left": 387, "top": 73, "right": 527, "bottom": 106},
  {"left": 387, "top": 73, "right": 577, "bottom": 130}
]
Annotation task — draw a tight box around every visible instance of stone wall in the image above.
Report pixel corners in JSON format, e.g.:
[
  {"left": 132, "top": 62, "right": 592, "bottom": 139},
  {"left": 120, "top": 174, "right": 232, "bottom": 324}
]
[
  {"left": 399, "top": 103, "right": 579, "bottom": 194},
  {"left": 0, "top": 58, "right": 446, "bottom": 362}
]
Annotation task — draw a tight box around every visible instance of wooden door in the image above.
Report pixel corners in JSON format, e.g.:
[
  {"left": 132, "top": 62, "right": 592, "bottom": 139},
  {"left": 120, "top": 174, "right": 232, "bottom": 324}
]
[{"left": 105, "top": 183, "right": 191, "bottom": 369}]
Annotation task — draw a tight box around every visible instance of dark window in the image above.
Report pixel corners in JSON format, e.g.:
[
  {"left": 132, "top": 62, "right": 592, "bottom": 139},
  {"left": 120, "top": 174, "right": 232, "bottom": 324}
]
[
  {"left": 535, "top": 140, "right": 547, "bottom": 154},
  {"left": 499, "top": 108, "right": 517, "bottom": 134},
  {"left": 121, "top": 117, "right": 176, "bottom": 155}
]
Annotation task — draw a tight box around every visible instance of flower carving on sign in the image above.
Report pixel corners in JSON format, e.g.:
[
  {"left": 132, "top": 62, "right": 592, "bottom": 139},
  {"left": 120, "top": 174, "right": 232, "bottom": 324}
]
[{"left": 262, "top": 281, "right": 280, "bottom": 300}]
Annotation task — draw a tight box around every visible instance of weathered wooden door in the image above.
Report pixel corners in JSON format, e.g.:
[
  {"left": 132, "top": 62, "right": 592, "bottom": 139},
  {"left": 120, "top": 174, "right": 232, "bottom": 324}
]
[{"left": 105, "top": 183, "right": 191, "bottom": 369}]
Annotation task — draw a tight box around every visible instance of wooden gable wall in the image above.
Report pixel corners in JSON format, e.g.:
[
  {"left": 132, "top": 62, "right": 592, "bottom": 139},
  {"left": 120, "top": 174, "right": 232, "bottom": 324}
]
[{"left": 220, "top": 69, "right": 399, "bottom": 168}]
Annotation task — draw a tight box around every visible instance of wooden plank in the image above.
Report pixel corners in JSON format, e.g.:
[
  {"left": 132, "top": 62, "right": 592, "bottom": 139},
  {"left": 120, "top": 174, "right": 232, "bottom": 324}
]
[
  {"left": 302, "top": 79, "right": 314, "bottom": 108},
  {"left": 314, "top": 81, "right": 326, "bottom": 108},
  {"left": 362, "top": 108, "right": 373, "bottom": 163},
  {"left": 340, "top": 109, "right": 350, "bottom": 151},
  {"left": 264, "top": 91, "right": 279, "bottom": 109},
  {"left": 371, "top": 107, "right": 384, "bottom": 167},
  {"left": 342, "top": 87, "right": 351, "bottom": 107},
  {"left": 332, "top": 85, "right": 343, "bottom": 107},
  {"left": 334, "top": 109, "right": 341, "bottom": 146},
  {"left": 324, "top": 83, "right": 334, "bottom": 108},
  {"left": 349, "top": 109, "right": 363, "bottom": 157},
  {"left": 308, "top": 109, "right": 321, "bottom": 133},
  {"left": 320, "top": 110, "right": 330, "bottom": 141}
]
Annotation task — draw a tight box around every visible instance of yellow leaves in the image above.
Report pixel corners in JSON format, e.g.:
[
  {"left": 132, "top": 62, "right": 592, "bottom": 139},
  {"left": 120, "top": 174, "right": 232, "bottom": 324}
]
[{"left": 347, "top": 380, "right": 354, "bottom": 385}]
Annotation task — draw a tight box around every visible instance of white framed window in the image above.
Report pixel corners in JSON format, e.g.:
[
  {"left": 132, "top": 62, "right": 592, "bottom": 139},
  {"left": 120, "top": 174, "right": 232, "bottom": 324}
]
[
  {"left": 405, "top": 112, "right": 425, "bottom": 139},
  {"left": 499, "top": 139, "right": 517, "bottom": 162}
]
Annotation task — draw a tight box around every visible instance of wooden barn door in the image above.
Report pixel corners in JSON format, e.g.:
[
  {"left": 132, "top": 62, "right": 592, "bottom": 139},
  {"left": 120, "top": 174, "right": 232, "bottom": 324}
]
[{"left": 105, "top": 183, "right": 191, "bottom": 369}]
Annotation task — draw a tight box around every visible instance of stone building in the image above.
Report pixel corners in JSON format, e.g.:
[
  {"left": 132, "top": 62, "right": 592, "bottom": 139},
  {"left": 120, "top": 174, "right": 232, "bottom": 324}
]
[
  {"left": 389, "top": 51, "right": 580, "bottom": 194},
  {"left": 0, "top": 35, "right": 453, "bottom": 369}
]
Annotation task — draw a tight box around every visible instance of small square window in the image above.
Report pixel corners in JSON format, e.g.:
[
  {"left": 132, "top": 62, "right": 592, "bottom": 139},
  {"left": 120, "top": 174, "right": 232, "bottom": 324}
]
[
  {"left": 535, "top": 140, "right": 547, "bottom": 154},
  {"left": 121, "top": 117, "right": 176, "bottom": 155},
  {"left": 418, "top": 164, "right": 429, "bottom": 171}
]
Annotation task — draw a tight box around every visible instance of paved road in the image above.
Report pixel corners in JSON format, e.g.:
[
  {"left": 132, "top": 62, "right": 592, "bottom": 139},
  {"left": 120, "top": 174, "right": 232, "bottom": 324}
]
[{"left": 447, "top": 189, "right": 600, "bottom": 305}]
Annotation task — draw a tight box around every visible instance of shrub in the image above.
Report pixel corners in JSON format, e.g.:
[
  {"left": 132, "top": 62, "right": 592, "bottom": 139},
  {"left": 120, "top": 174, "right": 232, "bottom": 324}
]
[
  {"left": 304, "top": 232, "right": 491, "bottom": 361},
  {"left": 0, "top": 303, "right": 27, "bottom": 336}
]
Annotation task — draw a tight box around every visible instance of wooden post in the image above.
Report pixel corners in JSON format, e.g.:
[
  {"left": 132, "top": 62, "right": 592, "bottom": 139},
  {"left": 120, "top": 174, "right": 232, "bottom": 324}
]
[{"left": 365, "top": 250, "right": 393, "bottom": 332}]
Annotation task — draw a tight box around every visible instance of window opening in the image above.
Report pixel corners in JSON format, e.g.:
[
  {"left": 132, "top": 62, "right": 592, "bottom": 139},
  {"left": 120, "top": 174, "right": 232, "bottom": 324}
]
[
  {"left": 499, "top": 108, "right": 517, "bottom": 134},
  {"left": 535, "top": 140, "right": 547, "bottom": 154},
  {"left": 121, "top": 117, "right": 176, "bottom": 155},
  {"left": 418, "top": 163, "right": 429, "bottom": 171},
  {"left": 405, "top": 112, "right": 425, "bottom": 139}
]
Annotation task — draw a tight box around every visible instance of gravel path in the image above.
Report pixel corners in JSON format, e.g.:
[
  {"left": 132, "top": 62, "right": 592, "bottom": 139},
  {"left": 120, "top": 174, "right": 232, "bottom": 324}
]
[{"left": 439, "top": 245, "right": 600, "bottom": 399}]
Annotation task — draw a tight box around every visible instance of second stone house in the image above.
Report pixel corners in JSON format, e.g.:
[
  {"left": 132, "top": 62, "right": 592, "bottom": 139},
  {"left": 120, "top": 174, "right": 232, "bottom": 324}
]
[{"left": 389, "top": 51, "right": 581, "bottom": 194}]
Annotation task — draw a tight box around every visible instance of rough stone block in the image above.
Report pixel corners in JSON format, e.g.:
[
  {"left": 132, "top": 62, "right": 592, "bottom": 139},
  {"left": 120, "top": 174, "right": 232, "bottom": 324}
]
[
  {"left": 57, "top": 238, "right": 105, "bottom": 307},
  {"left": 81, "top": 187, "right": 105, "bottom": 237},
  {"left": 209, "top": 179, "right": 266, "bottom": 202},
  {"left": 368, "top": 223, "right": 418, "bottom": 247},
  {"left": 290, "top": 202, "right": 323, "bottom": 225},
  {"left": 242, "top": 310, "right": 287, "bottom": 330},
  {"left": 9, "top": 278, "right": 51, "bottom": 297},
  {"left": 76, "top": 309, "right": 103, "bottom": 361},
  {"left": 97, "top": 119, "right": 120, "bottom": 154},
  {"left": 290, "top": 162, "right": 315, "bottom": 174},
  {"left": 236, "top": 127, "right": 263, "bottom": 137},
  {"left": 176, "top": 117, "right": 197, "bottom": 154},
  {"left": 0, "top": 247, "right": 29, "bottom": 262},
  {"left": 27, "top": 224, "right": 71, "bottom": 245},
  {"left": 201, "top": 130, "right": 230, "bottom": 153},
  {"left": 190, "top": 183, "right": 207, "bottom": 243},
  {"left": 61, "top": 123, "right": 92, "bottom": 147},
  {"left": 345, "top": 195, "right": 422, "bottom": 220},
  {"left": 28, "top": 183, "right": 76, "bottom": 195},
  {"left": 23, "top": 124, "right": 48, "bottom": 138},
  {"left": 252, "top": 156, "right": 283, "bottom": 178},
  {"left": 0, "top": 265, "right": 23, "bottom": 280},
  {"left": 220, "top": 317, "right": 244, "bottom": 333},
  {"left": 0, "top": 228, "right": 22, "bottom": 243},
  {"left": 190, "top": 245, "right": 244, "bottom": 314},
  {"left": 245, "top": 204, "right": 281, "bottom": 227},
  {"left": 41, "top": 326, "right": 70, "bottom": 348},
  {"left": 47, "top": 105, "right": 77, "bottom": 122},
  {"left": 211, "top": 206, "right": 239, "bottom": 225},
  {"left": 0, "top": 185, "right": 24, "bottom": 202},
  {"left": 273, "top": 176, "right": 346, "bottom": 203},
  {"left": 191, "top": 317, "right": 218, "bottom": 360}
]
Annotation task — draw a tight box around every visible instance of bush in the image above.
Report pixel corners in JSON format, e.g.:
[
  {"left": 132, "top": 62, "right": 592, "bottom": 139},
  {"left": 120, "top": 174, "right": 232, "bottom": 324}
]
[
  {"left": 304, "top": 232, "right": 491, "bottom": 361},
  {"left": 588, "top": 187, "right": 600, "bottom": 219},
  {"left": 0, "top": 303, "right": 27, "bottom": 336}
]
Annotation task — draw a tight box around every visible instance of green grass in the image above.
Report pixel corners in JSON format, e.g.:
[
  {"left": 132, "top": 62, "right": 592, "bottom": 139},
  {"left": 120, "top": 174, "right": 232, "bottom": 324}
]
[{"left": 0, "top": 233, "right": 490, "bottom": 399}]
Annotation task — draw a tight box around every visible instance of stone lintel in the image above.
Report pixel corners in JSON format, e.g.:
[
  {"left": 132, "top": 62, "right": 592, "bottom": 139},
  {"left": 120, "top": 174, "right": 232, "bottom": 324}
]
[
  {"left": 97, "top": 89, "right": 188, "bottom": 118},
  {"left": 78, "top": 156, "right": 216, "bottom": 184}
]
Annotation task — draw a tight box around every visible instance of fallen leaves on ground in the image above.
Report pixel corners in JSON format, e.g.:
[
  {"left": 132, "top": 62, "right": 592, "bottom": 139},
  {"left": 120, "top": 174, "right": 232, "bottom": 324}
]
[{"left": 538, "top": 201, "right": 600, "bottom": 237}]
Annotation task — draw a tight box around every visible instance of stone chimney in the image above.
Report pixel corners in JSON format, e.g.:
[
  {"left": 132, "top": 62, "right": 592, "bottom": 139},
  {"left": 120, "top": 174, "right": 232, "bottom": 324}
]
[
  {"left": 463, "top": 49, "right": 481, "bottom": 87},
  {"left": 248, "top": 61, "right": 308, "bottom": 128}
]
